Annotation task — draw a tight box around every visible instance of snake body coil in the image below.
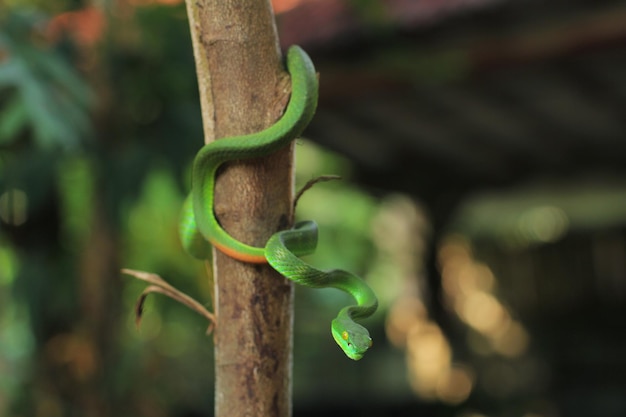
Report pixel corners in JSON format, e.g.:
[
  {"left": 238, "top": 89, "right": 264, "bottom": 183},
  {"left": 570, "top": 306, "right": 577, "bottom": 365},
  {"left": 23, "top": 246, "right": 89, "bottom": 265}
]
[{"left": 182, "top": 46, "right": 378, "bottom": 360}]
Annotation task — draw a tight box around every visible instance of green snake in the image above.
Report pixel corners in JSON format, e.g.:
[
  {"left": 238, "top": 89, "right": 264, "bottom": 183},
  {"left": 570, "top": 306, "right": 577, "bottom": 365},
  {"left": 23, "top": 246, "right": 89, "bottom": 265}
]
[{"left": 181, "top": 46, "right": 378, "bottom": 361}]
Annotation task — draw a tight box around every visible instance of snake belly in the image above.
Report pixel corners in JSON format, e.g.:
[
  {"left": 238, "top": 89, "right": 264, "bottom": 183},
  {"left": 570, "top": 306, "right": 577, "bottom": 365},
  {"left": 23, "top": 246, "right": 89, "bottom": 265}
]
[{"left": 181, "top": 46, "right": 378, "bottom": 360}]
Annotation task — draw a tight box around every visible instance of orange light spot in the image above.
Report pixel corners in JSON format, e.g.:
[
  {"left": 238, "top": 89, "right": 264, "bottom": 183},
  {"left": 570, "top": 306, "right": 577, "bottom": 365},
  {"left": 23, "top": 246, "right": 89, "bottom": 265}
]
[
  {"left": 342, "top": 331, "right": 349, "bottom": 341},
  {"left": 272, "top": 0, "right": 306, "bottom": 14},
  {"left": 47, "top": 7, "right": 106, "bottom": 46}
]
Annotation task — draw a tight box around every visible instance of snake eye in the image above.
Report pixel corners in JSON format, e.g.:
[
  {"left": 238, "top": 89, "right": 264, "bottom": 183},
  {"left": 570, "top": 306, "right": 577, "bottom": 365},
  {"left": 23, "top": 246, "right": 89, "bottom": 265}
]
[
  {"left": 341, "top": 331, "right": 349, "bottom": 341},
  {"left": 368, "top": 338, "right": 373, "bottom": 348}
]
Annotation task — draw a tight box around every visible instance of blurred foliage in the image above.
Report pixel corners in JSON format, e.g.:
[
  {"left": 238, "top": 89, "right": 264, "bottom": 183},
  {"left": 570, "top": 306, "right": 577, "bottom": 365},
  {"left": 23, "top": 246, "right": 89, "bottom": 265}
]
[
  {"left": 0, "top": 11, "right": 94, "bottom": 149},
  {"left": 0, "top": 3, "right": 208, "bottom": 415},
  {"left": 0, "top": 1, "right": 398, "bottom": 416}
]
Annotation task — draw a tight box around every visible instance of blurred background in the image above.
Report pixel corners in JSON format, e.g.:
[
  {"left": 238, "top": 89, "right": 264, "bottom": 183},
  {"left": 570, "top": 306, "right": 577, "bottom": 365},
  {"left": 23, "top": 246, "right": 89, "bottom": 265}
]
[{"left": 1, "top": 0, "right": 626, "bottom": 416}]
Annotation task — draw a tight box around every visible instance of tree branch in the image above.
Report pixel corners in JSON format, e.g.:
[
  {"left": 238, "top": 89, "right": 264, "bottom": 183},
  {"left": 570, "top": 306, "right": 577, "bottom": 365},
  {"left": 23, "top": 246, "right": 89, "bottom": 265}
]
[{"left": 184, "top": 1, "right": 295, "bottom": 416}]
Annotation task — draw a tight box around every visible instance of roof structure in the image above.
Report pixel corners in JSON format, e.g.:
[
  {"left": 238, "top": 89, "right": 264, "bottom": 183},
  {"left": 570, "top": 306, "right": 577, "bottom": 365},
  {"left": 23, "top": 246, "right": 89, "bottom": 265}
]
[{"left": 276, "top": 0, "right": 626, "bottom": 204}]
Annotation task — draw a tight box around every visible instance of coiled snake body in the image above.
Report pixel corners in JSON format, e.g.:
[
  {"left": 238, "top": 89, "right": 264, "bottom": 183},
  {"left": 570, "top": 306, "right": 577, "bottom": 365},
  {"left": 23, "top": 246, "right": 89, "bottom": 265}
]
[{"left": 181, "top": 46, "right": 378, "bottom": 360}]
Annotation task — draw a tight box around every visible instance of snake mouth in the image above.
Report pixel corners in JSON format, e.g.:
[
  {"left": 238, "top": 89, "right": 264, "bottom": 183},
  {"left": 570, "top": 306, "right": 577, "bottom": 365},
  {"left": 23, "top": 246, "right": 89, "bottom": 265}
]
[{"left": 345, "top": 350, "right": 365, "bottom": 361}]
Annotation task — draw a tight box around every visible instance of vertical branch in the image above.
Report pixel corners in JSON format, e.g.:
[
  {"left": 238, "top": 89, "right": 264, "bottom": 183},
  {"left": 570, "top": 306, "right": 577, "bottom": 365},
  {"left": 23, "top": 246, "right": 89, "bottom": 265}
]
[{"left": 184, "top": 1, "right": 295, "bottom": 416}]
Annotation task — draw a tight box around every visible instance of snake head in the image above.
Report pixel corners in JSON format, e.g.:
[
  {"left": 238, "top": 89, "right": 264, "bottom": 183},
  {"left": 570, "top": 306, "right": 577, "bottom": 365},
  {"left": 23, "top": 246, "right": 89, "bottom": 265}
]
[{"left": 331, "top": 319, "right": 373, "bottom": 361}]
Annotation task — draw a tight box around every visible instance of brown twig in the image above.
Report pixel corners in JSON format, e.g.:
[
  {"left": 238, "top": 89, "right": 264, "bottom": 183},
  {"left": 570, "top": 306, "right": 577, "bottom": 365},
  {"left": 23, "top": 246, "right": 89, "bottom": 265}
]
[
  {"left": 121, "top": 268, "right": 216, "bottom": 334},
  {"left": 294, "top": 175, "right": 342, "bottom": 211}
]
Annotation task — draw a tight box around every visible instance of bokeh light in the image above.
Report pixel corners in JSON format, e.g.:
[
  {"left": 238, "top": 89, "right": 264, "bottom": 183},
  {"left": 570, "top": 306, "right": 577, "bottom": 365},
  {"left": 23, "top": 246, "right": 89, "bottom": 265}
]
[{"left": 439, "top": 236, "right": 530, "bottom": 358}]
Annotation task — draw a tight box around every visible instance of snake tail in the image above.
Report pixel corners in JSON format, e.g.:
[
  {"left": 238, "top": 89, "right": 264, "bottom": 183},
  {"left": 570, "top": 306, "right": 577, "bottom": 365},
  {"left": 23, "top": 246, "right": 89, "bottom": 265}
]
[{"left": 179, "top": 196, "right": 213, "bottom": 260}]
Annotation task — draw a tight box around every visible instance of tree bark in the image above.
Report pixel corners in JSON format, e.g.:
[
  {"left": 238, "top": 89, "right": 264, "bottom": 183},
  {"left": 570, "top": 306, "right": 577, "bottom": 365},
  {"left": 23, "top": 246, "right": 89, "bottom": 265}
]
[{"left": 184, "top": 1, "right": 295, "bottom": 416}]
